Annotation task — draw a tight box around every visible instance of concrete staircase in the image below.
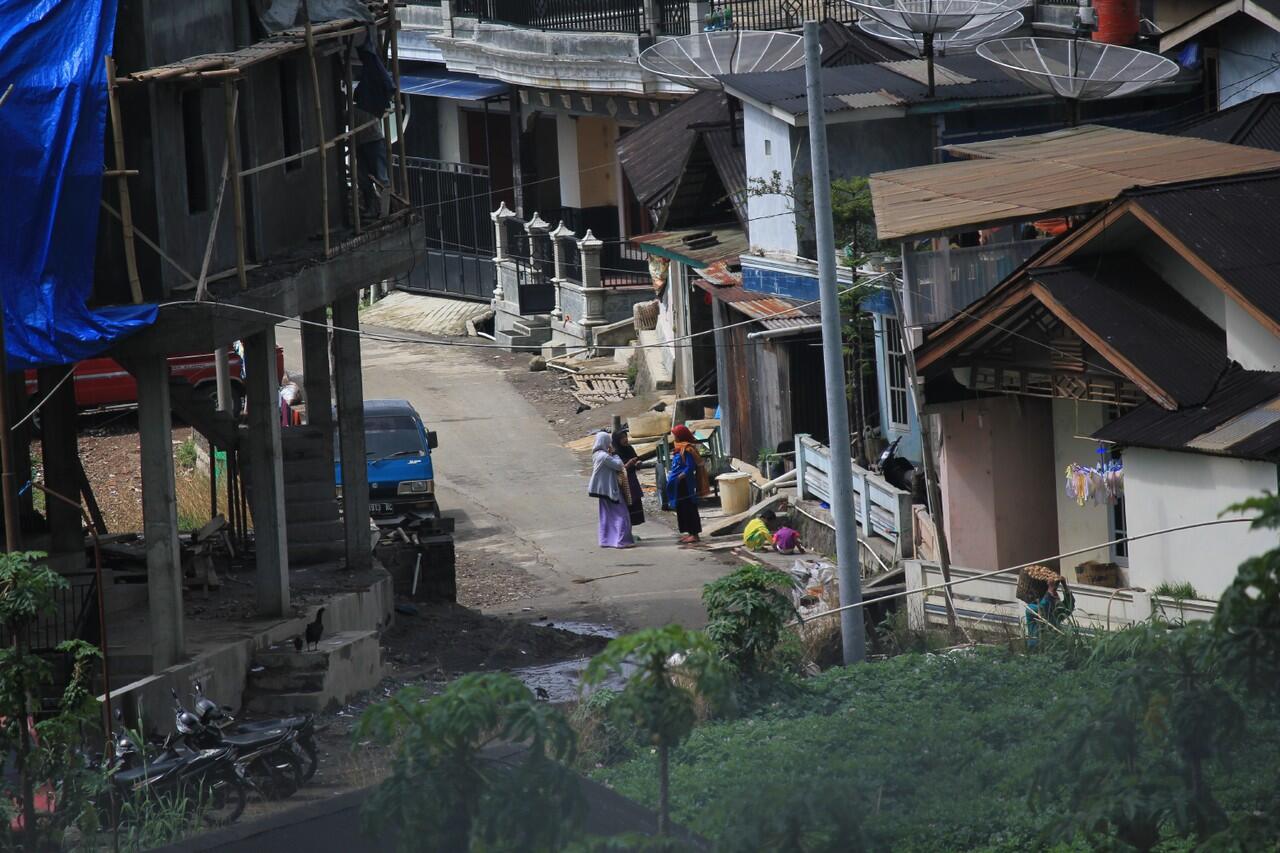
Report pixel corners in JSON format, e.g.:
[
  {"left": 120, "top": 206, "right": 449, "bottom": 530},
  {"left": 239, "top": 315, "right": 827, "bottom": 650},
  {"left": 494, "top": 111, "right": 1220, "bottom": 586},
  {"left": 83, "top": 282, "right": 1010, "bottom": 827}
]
[
  {"left": 495, "top": 314, "right": 552, "bottom": 350},
  {"left": 280, "top": 428, "right": 345, "bottom": 567},
  {"left": 243, "top": 629, "right": 384, "bottom": 715}
]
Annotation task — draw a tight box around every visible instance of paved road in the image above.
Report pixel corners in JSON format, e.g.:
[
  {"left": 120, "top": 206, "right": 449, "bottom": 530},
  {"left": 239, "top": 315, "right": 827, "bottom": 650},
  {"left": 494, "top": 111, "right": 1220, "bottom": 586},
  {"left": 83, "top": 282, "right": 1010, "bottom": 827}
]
[{"left": 279, "top": 325, "right": 733, "bottom": 631}]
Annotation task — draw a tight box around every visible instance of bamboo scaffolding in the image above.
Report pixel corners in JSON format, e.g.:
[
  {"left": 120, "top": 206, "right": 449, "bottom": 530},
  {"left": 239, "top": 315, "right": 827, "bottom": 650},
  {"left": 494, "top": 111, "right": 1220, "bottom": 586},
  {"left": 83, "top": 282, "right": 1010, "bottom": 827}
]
[
  {"left": 343, "top": 42, "right": 362, "bottom": 235},
  {"left": 104, "top": 55, "right": 144, "bottom": 304},
  {"left": 388, "top": 3, "right": 409, "bottom": 207},
  {"left": 302, "top": 7, "right": 331, "bottom": 257},
  {"left": 223, "top": 81, "right": 248, "bottom": 290}
]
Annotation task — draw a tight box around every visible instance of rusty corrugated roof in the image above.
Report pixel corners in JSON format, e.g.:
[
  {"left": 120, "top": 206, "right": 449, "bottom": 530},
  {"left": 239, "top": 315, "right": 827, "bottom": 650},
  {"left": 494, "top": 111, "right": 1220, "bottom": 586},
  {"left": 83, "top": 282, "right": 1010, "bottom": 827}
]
[
  {"left": 630, "top": 226, "right": 747, "bottom": 268},
  {"left": 869, "top": 125, "right": 1280, "bottom": 240}
]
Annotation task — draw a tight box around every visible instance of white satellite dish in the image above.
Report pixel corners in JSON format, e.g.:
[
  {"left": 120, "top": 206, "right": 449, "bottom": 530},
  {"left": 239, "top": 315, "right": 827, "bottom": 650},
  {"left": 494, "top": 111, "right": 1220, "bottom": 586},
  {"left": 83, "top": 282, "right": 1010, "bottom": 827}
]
[
  {"left": 860, "top": 11, "right": 1024, "bottom": 53},
  {"left": 976, "top": 37, "right": 1180, "bottom": 100},
  {"left": 638, "top": 31, "right": 807, "bottom": 90},
  {"left": 844, "top": 0, "right": 1006, "bottom": 35}
]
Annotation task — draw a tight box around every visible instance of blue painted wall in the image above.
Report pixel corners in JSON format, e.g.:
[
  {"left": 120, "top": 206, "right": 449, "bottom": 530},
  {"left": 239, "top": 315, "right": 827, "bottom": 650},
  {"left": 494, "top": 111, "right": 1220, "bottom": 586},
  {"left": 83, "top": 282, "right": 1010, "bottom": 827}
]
[{"left": 872, "top": 312, "right": 922, "bottom": 464}]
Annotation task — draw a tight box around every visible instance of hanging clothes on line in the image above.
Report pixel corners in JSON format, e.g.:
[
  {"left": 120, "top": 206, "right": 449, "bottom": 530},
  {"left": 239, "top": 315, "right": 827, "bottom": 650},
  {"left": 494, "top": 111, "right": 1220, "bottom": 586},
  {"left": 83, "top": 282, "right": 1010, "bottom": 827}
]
[{"left": 1064, "top": 451, "right": 1124, "bottom": 507}]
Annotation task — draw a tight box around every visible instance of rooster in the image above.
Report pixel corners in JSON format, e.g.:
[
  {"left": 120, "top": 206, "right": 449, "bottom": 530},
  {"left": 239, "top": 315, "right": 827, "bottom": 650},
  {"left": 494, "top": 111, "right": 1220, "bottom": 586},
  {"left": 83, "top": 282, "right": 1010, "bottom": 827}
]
[{"left": 305, "top": 607, "right": 325, "bottom": 651}]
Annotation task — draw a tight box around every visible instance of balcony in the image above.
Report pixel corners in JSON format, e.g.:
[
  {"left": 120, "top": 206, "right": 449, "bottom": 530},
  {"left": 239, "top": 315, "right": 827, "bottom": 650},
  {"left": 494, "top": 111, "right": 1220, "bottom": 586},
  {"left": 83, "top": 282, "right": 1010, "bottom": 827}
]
[
  {"left": 902, "top": 238, "right": 1051, "bottom": 328},
  {"left": 457, "top": 0, "right": 688, "bottom": 36}
]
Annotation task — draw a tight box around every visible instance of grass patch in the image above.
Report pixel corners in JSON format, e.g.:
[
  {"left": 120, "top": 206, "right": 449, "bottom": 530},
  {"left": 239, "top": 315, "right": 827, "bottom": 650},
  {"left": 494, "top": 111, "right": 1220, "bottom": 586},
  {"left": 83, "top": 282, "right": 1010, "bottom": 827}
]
[
  {"left": 1153, "top": 580, "right": 1201, "bottom": 601},
  {"left": 175, "top": 437, "right": 198, "bottom": 472},
  {"left": 592, "top": 643, "right": 1280, "bottom": 852}
]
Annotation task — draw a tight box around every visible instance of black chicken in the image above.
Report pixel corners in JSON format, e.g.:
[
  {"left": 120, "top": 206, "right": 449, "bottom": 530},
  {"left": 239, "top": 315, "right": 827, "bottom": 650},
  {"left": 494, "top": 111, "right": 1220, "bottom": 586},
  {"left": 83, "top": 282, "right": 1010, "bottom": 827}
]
[
  {"left": 305, "top": 607, "right": 325, "bottom": 651},
  {"left": 292, "top": 635, "right": 303, "bottom": 653}
]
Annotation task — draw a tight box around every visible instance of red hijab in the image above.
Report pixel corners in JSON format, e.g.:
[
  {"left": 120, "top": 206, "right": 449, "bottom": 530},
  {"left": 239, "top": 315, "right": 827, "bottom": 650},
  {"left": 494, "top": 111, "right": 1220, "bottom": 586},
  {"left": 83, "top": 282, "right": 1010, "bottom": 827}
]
[{"left": 671, "top": 425, "right": 695, "bottom": 444}]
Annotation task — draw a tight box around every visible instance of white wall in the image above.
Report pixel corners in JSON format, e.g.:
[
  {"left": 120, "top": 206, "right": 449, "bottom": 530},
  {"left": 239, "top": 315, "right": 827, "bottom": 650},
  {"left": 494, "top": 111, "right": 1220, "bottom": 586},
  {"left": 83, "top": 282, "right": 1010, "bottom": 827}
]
[
  {"left": 1124, "top": 449, "right": 1278, "bottom": 597},
  {"left": 1219, "top": 19, "right": 1280, "bottom": 108},
  {"left": 1226, "top": 298, "right": 1280, "bottom": 370},
  {"left": 1052, "top": 399, "right": 1113, "bottom": 567},
  {"left": 1140, "top": 233, "right": 1279, "bottom": 370},
  {"left": 743, "top": 103, "right": 798, "bottom": 257}
]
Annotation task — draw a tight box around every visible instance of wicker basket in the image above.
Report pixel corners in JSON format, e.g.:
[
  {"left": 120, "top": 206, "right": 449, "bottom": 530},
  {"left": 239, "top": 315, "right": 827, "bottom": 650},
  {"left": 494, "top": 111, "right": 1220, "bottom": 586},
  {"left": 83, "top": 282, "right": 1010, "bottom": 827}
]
[
  {"left": 1016, "top": 565, "right": 1062, "bottom": 604},
  {"left": 633, "top": 300, "right": 660, "bottom": 331}
]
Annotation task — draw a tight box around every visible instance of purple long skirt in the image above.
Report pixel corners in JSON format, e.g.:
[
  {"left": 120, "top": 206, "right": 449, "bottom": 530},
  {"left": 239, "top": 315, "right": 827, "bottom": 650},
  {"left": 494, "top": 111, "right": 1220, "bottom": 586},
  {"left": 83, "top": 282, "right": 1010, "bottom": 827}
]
[{"left": 598, "top": 497, "right": 634, "bottom": 548}]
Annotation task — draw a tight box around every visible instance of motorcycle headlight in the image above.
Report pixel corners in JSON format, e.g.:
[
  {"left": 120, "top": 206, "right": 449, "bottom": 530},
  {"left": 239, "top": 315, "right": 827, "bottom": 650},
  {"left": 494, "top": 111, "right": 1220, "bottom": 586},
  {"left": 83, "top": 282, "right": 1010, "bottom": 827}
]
[{"left": 397, "top": 480, "right": 432, "bottom": 495}]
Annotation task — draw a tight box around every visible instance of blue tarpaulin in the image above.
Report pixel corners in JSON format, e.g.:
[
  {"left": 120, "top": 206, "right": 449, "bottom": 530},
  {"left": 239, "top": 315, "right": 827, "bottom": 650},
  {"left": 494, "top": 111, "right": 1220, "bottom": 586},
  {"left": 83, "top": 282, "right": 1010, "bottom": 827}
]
[
  {"left": 399, "top": 72, "right": 508, "bottom": 101},
  {"left": 0, "top": 0, "right": 156, "bottom": 370}
]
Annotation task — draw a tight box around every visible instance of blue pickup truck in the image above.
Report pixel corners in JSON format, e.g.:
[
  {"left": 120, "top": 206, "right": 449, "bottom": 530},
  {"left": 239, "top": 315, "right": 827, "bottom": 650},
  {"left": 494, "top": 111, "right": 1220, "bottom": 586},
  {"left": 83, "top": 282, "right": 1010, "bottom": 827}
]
[{"left": 335, "top": 399, "right": 444, "bottom": 528}]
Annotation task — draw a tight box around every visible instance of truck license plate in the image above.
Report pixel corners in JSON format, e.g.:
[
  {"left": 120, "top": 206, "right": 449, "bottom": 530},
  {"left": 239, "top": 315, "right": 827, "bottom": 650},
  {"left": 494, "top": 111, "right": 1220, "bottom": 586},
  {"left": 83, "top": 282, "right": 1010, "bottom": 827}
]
[{"left": 371, "top": 502, "right": 394, "bottom": 514}]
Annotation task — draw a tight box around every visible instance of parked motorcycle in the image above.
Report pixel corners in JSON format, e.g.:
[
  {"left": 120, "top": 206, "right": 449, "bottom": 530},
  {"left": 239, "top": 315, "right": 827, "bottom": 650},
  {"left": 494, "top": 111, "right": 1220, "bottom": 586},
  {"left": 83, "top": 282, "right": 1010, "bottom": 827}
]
[
  {"left": 190, "top": 679, "right": 320, "bottom": 782},
  {"left": 169, "top": 689, "right": 303, "bottom": 801},
  {"left": 100, "top": 720, "right": 247, "bottom": 828}
]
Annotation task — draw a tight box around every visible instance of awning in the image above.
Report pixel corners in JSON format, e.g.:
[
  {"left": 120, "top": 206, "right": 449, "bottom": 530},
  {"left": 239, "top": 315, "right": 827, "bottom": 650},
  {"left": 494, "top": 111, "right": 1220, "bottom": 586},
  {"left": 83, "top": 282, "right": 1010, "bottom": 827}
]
[{"left": 399, "top": 72, "right": 508, "bottom": 101}]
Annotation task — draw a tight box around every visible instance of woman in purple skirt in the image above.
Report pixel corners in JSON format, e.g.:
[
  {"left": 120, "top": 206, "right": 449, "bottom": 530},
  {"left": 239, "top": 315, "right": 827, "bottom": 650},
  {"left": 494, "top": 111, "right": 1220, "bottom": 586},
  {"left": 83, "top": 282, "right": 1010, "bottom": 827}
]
[{"left": 589, "top": 431, "right": 634, "bottom": 549}]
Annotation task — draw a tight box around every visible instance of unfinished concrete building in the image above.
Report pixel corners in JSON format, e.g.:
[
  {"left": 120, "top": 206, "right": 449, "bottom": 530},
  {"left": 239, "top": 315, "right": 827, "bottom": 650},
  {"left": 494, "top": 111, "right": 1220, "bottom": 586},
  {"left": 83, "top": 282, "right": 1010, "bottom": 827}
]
[{"left": 20, "top": 0, "right": 415, "bottom": 720}]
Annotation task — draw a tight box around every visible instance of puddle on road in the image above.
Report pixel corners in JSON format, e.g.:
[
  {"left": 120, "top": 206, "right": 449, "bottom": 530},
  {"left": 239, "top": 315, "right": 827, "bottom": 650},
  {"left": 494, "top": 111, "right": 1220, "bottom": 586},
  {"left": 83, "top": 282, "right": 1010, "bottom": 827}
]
[{"left": 512, "top": 621, "right": 624, "bottom": 703}]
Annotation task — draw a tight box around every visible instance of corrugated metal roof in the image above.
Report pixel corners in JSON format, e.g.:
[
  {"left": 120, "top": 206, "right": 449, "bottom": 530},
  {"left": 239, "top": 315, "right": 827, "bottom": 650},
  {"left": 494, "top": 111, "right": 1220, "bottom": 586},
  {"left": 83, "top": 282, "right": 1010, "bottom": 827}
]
[
  {"left": 1093, "top": 367, "right": 1280, "bottom": 460},
  {"left": 1128, "top": 170, "right": 1280, "bottom": 327},
  {"left": 689, "top": 275, "right": 818, "bottom": 325},
  {"left": 1177, "top": 93, "right": 1280, "bottom": 152},
  {"left": 703, "top": 126, "right": 747, "bottom": 226},
  {"left": 630, "top": 226, "right": 748, "bottom": 268},
  {"left": 818, "top": 19, "right": 913, "bottom": 67},
  {"left": 617, "top": 90, "right": 727, "bottom": 212},
  {"left": 1031, "top": 263, "right": 1227, "bottom": 408},
  {"left": 719, "top": 53, "right": 1038, "bottom": 119},
  {"left": 870, "top": 125, "right": 1280, "bottom": 240}
]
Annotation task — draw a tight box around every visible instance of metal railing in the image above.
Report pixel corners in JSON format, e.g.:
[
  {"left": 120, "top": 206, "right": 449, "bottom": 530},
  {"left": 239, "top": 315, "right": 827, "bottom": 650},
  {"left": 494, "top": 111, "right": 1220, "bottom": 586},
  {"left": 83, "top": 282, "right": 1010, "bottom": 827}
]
[
  {"left": 458, "top": 0, "right": 690, "bottom": 34},
  {"left": 795, "top": 434, "right": 914, "bottom": 554},
  {"left": 704, "top": 0, "right": 857, "bottom": 30},
  {"left": 903, "top": 238, "right": 1050, "bottom": 327},
  {"left": 0, "top": 572, "right": 99, "bottom": 652}
]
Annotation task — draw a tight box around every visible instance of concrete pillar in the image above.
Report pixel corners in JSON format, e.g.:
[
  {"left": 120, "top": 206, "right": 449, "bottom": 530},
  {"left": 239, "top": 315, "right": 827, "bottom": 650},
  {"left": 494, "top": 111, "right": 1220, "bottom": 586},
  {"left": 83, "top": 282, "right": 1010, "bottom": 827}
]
[
  {"left": 438, "top": 100, "right": 463, "bottom": 164},
  {"left": 301, "top": 308, "right": 334, "bottom": 470},
  {"left": 244, "top": 328, "right": 289, "bottom": 616},
  {"left": 689, "top": 2, "right": 710, "bottom": 33},
  {"left": 578, "top": 230, "right": 606, "bottom": 327},
  {"left": 712, "top": 298, "right": 732, "bottom": 456},
  {"left": 671, "top": 263, "right": 695, "bottom": 397},
  {"left": 509, "top": 89, "right": 525, "bottom": 216},
  {"left": 555, "top": 113, "right": 581, "bottom": 209},
  {"left": 136, "top": 357, "right": 184, "bottom": 668},
  {"left": 332, "top": 295, "right": 371, "bottom": 570},
  {"left": 37, "top": 367, "right": 82, "bottom": 557},
  {"left": 549, "top": 221, "right": 576, "bottom": 321}
]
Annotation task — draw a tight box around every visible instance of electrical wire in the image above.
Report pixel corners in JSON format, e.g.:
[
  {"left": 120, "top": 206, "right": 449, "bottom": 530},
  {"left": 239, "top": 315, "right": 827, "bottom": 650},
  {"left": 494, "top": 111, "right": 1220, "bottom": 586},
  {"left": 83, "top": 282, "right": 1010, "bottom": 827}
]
[{"left": 12, "top": 366, "right": 75, "bottom": 432}]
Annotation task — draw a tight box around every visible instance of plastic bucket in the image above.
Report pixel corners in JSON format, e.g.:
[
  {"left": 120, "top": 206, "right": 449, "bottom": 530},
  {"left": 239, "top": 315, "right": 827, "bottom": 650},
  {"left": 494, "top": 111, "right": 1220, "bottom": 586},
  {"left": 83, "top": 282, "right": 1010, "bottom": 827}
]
[{"left": 717, "top": 472, "right": 752, "bottom": 516}]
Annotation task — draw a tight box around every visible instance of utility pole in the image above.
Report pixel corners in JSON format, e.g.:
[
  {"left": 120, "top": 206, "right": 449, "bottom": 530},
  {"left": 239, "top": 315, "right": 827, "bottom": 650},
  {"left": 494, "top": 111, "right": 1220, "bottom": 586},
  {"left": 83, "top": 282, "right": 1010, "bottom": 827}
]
[{"left": 804, "top": 21, "right": 865, "bottom": 665}]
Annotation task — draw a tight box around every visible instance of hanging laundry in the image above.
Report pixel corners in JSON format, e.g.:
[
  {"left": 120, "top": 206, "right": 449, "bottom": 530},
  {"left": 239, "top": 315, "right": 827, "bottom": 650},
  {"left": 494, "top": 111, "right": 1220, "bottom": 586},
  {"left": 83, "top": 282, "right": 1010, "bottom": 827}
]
[{"left": 1064, "top": 455, "right": 1124, "bottom": 507}]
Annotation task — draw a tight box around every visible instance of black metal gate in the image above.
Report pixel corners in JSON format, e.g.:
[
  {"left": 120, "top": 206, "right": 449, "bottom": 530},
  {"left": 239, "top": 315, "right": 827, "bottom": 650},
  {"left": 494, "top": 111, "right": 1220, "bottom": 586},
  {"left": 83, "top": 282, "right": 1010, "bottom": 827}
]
[{"left": 401, "top": 157, "right": 496, "bottom": 302}]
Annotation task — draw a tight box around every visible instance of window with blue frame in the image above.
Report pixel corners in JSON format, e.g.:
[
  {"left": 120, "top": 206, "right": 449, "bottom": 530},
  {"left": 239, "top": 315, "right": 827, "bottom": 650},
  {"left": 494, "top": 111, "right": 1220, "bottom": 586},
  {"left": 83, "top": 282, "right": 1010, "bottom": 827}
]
[{"left": 885, "top": 316, "right": 910, "bottom": 430}]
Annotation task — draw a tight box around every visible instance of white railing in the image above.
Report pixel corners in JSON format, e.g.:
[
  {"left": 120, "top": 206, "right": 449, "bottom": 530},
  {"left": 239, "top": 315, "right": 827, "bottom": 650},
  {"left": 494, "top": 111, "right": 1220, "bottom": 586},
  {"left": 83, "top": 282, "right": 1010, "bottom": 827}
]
[
  {"left": 794, "top": 434, "right": 913, "bottom": 556},
  {"left": 903, "top": 560, "right": 1218, "bottom": 633}
]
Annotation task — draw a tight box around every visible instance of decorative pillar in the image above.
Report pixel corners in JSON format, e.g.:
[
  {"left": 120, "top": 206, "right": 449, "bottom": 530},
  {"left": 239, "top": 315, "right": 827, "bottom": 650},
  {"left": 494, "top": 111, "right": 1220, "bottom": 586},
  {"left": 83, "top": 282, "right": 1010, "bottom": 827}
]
[
  {"left": 578, "top": 229, "right": 606, "bottom": 327},
  {"left": 526, "top": 212, "right": 552, "bottom": 317},
  {"left": 549, "top": 221, "right": 576, "bottom": 321},
  {"left": 491, "top": 202, "right": 517, "bottom": 301}
]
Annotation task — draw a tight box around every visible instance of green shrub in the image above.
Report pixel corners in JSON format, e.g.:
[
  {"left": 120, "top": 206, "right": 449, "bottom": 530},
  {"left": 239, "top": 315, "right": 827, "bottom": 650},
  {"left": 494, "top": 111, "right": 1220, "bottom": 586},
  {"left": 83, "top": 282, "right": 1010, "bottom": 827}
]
[{"left": 702, "top": 564, "right": 797, "bottom": 676}]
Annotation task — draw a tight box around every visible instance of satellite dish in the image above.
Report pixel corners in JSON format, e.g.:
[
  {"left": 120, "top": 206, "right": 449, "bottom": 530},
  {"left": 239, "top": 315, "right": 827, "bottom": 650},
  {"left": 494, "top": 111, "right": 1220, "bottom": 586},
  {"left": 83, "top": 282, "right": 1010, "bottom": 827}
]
[
  {"left": 638, "top": 31, "right": 807, "bottom": 90},
  {"left": 859, "top": 11, "right": 1024, "bottom": 53},
  {"left": 843, "top": 0, "right": 1006, "bottom": 35},
  {"left": 976, "top": 37, "right": 1180, "bottom": 100}
]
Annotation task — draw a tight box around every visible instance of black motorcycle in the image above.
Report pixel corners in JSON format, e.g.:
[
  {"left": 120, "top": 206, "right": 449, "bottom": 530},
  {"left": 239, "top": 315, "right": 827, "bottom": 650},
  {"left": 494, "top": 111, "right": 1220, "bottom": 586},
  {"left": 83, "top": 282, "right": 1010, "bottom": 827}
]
[
  {"left": 101, "top": 723, "right": 247, "bottom": 828},
  {"left": 191, "top": 679, "right": 320, "bottom": 782},
  {"left": 877, "top": 437, "right": 926, "bottom": 503},
  {"left": 169, "top": 689, "right": 303, "bottom": 801}
]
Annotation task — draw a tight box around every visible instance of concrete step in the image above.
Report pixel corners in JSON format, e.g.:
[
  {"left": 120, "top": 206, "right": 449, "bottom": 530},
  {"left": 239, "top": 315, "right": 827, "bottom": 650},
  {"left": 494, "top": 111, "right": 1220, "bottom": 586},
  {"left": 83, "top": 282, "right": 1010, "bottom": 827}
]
[
  {"left": 286, "top": 519, "right": 345, "bottom": 545},
  {"left": 510, "top": 321, "right": 553, "bottom": 342},
  {"left": 493, "top": 330, "right": 536, "bottom": 351},
  {"left": 245, "top": 630, "right": 383, "bottom": 715},
  {"left": 289, "top": 540, "right": 345, "bottom": 567},
  {"left": 284, "top": 481, "right": 337, "bottom": 504}
]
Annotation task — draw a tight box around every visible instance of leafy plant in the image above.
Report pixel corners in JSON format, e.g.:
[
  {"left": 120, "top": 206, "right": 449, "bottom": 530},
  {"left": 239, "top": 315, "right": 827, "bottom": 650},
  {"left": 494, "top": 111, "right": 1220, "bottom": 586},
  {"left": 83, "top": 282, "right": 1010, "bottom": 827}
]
[
  {"left": 583, "top": 627, "right": 730, "bottom": 836},
  {"left": 354, "top": 672, "right": 583, "bottom": 852},
  {"left": 175, "top": 437, "right": 198, "bottom": 471},
  {"left": 702, "top": 564, "right": 798, "bottom": 676},
  {"left": 1214, "top": 491, "right": 1280, "bottom": 700},
  {"left": 0, "top": 551, "right": 103, "bottom": 849},
  {"left": 1153, "top": 581, "right": 1201, "bottom": 602}
]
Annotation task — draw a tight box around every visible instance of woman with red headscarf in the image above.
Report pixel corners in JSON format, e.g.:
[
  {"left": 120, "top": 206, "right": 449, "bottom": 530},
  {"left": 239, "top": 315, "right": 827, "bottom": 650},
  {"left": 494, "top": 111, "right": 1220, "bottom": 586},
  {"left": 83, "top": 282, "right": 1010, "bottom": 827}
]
[{"left": 666, "top": 424, "right": 708, "bottom": 544}]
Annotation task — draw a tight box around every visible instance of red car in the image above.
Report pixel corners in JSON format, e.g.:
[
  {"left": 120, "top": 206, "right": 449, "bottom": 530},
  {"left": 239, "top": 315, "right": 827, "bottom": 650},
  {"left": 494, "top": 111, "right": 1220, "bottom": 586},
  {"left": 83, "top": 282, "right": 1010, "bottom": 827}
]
[{"left": 22, "top": 347, "right": 285, "bottom": 414}]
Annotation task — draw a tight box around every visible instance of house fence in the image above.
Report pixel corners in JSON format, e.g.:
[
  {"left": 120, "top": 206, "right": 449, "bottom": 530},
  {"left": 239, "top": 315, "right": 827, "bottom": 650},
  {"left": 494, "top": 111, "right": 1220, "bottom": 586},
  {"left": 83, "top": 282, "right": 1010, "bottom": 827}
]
[
  {"left": 490, "top": 203, "right": 653, "bottom": 329},
  {"left": 904, "top": 560, "right": 1218, "bottom": 633},
  {"left": 705, "top": 0, "right": 856, "bottom": 29},
  {"left": 794, "top": 433, "right": 914, "bottom": 556}
]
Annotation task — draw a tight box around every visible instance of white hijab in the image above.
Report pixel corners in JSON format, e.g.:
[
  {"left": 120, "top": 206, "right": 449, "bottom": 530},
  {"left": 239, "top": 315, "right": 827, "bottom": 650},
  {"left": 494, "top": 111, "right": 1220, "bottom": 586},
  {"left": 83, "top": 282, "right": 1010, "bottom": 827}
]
[{"left": 588, "top": 431, "right": 623, "bottom": 502}]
